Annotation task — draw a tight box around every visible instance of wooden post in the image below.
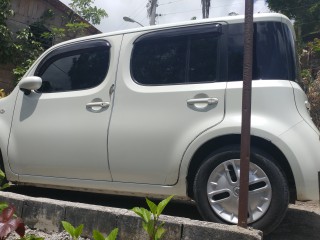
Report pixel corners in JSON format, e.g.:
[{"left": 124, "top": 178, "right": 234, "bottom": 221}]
[{"left": 238, "top": 0, "right": 254, "bottom": 228}]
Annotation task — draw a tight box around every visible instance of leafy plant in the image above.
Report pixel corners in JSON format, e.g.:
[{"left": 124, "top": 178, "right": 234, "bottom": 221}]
[
  {"left": 93, "top": 228, "right": 118, "bottom": 240},
  {"left": 132, "top": 195, "right": 173, "bottom": 240},
  {"left": 0, "top": 170, "right": 10, "bottom": 191},
  {"left": 0, "top": 205, "right": 25, "bottom": 240},
  {"left": 0, "top": 170, "right": 9, "bottom": 220},
  {"left": 20, "top": 235, "right": 44, "bottom": 240},
  {"left": 0, "top": 203, "right": 8, "bottom": 215},
  {"left": 307, "top": 38, "right": 320, "bottom": 57},
  {"left": 0, "top": 90, "right": 6, "bottom": 99},
  {"left": 61, "top": 221, "right": 83, "bottom": 240},
  {"left": 69, "top": 0, "right": 108, "bottom": 25}
]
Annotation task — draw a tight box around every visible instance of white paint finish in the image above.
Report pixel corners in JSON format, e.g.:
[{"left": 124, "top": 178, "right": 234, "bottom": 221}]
[
  {"left": 17, "top": 173, "right": 189, "bottom": 200},
  {"left": 0, "top": 89, "right": 20, "bottom": 181},
  {"left": 108, "top": 31, "right": 226, "bottom": 185},
  {"left": 8, "top": 35, "right": 123, "bottom": 181},
  {"left": 276, "top": 121, "right": 320, "bottom": 200},
  {"left": 226, "top": 80, "right": 303, "bottom": 136},
  {"left": 0, "top": 13, "right": 318, "bottom": 203},
  {"left": 291, "top": 81, "right": 319, "bottom": 134}
]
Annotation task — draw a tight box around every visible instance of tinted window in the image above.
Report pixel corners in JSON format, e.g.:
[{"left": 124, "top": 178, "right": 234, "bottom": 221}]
[
  {"left": 131, "top": 26, "right": 221, "bottom": 85},
  {"left": 228, "top": 22, "right": 296, "bottom": 81},
  {"left": 132, "top": 36, "right": 187, "bottom": 85},
  {"left": 37, "top": 42, "right": 110, "bottom": 93},
  {"left": 189, "top": 33, "right": 219, "bottom": 82}
]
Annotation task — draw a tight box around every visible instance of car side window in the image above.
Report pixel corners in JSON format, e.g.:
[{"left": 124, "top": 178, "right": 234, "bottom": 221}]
[
  {"left": 131, "top": 25, "right": 222, "bottom": 85},
  {"left": 36, "top": 41, "right": 110, "bottom": 93}
]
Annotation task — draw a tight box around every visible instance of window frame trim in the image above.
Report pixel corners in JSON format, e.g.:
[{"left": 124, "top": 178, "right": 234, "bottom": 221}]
[
  {"left": 35, "top": 40, "right": 111, "bottom": 93},
  {"left": 130, "top": 23, "right": 228, "bottom": 86}
]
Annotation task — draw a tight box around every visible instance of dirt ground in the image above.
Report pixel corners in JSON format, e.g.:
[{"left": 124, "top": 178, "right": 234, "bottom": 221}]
[{"left": 265, "top": 201, "right": 320, "bottom": 240}]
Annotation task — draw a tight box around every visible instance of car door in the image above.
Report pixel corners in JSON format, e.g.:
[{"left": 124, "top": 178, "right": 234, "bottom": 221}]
[
  {"left": 108, "top": 23, "right": 227, "bottom": 185},
  {"left": 8, "top": 37, "right": 121, "bottom": 181}
]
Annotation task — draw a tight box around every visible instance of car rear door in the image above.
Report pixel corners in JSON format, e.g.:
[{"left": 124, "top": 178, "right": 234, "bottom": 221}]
[{"left": 108, "top": 23, "right": 227, "bottom": 185}]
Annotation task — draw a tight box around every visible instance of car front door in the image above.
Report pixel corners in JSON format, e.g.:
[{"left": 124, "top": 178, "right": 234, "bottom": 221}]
[{"left": 8, "top": 37, "right": 121, "bottom": 181}]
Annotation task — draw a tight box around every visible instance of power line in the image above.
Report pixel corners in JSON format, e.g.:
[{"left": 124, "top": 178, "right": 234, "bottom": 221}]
[
  {"left": 118, "top": 0, "right": 148, "bottom": 29},
  {"left": 162, "top": 9, "right": 201, "bottom": 16},
  {"left": 159, "top": 0, "right": 185, "bottom": 6}
]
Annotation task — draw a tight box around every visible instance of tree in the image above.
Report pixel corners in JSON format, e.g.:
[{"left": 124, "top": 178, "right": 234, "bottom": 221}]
[
  {"left": 0, "top": 0, "right": 108, "bottom": 84},
  {"left": 0, "top": 0, "right": 14, "bottom": 64},
  {"left": 266, "top": 0, "right": 320, "bottom": 41},
  {"left": 50, "top": 0, "right": 108, "bottom": 41},
  {"left": 201, "top": 0, "right": 211, "bottom": 19},
  {"left": 69, "top": 0, "right": 108, "bottom": 25}
]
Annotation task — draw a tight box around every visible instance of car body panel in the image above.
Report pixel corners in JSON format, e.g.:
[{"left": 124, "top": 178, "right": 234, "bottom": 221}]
[{"left": 8, "top": 35, "right": 123, "bottom": 181}]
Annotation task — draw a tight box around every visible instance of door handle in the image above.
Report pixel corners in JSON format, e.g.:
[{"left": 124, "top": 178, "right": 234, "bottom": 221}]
[
  {"left": 187, "top": 98, "right": 218, "bottom": 105},
  {"left": 86, "top": 102, "right": 110, "bottom": 108}
]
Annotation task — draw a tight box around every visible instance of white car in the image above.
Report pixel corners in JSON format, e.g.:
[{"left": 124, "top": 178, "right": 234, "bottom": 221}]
[{"left": 0, "top": 13, "right": 319, "bottom": 234}]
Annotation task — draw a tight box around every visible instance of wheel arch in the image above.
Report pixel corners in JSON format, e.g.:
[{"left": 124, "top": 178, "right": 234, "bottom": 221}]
[{"left": 186, "top": 134, "right": 297, "bottom": 203}]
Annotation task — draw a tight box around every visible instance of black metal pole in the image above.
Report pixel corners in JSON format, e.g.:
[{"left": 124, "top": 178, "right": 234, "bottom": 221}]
[{"left": 238, "top": 0, "right": 254, "bottom": 228}]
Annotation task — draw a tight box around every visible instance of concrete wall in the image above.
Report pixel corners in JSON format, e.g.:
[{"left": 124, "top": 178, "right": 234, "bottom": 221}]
[{"left": 0, "top": 191, "right": 263, "bottom": 240}]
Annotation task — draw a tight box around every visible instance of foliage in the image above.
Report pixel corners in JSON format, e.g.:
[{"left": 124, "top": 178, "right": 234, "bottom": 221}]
[
  {"left": 69, "top": 0, "right": 108, "bottom": 25},
  {"left": 266, "top": 0, "right": 320, "bottom": 40},
  {"left": 0, "top": 205, "right": 25, "bottom": 240},
  {"left": 0, "top": 171, "right": 44, "bottom": 240},
  {"left": 61, "top": 221, "right": 83, "bottom": 240},
  {"left": 61, "top": 221, "right": 119, "bottom": 240},
  {"left": 0, "top": 170, "right": 9, "bottom": 191},
  {"left": 0, "top": 0, "right": 14, "bottom": 64},
  {"left": 299, "top": 37, "right": 320, "bottom": 129},
  {"left": 0, "top": 90, "right": 6, "bottom": 99},
  {"left": 307, "top": 38, "right": 320, "bottom": 57},
  {"left": 132, "top": 195, "right": 173, "bottom": 240},
  {"left": 307, "top": 73, "right": 320, "bottom": 129},
  {"left": 0, "top": 0, "right": 108, "bottom": 84},
  {"left": 20, "top": 235, "right": 44, "bottom": 240},
  {"left": 12, "top": 28, "right": 44, "bottom": 82},
  {"left": 92, "top": 229, "right": 118, "bottom": 240}
]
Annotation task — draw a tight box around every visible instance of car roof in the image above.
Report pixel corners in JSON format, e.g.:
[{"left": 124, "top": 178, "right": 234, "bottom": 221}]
[{"left": 51, "top": 13, "right": 294, "bottom": 49}]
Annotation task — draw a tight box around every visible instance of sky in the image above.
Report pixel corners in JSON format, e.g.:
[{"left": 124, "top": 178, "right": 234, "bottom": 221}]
[{"left": 59, "top": 0, "right": 270, "bottom": 33}]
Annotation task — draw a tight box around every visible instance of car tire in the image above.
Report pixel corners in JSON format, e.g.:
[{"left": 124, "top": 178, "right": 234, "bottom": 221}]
[{"left": 193, "top": 145, "right": 289, "bottom": 234}]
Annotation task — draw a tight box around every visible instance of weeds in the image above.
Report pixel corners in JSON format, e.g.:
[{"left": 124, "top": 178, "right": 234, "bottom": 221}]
[
  {"left": 92, "top": 229, "right": 118, "bottom": 240},
  {"left": 61, "top": 221, "right": 83, "bottom": 240},
  {"left": 132, "top": 195, "right": 174, "bottom": 240},
  {"left": 0, "top": 205, "right": 25, "bottom": 240},
  {"left": 0, "top": 89, "right": 6, "bottom": 99},
  {"left": 0, "top": 169, "right": 173, "bottom": 240},
  {"left": 61, "top": 221, "right": 119, "bottom": 240}
]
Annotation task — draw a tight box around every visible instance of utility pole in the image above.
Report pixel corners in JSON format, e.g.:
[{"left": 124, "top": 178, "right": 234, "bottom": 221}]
[
  {"left": 149, "top": 0, "right": 158, "bottom": 25},
  {"left": 238, "top": 0, "right": 254, "bottom": 228}
]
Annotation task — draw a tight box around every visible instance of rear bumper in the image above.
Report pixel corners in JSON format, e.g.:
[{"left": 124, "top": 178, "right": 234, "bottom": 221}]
[{"left": 276, "top": 121, "right": 320, "bottom": 201}]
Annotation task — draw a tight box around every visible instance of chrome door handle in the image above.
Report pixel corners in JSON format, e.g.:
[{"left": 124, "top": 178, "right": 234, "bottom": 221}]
[
  {"left": 86, "top": 102, "right": 110, "bottom": 108},
  {"left": 187, "top": 98, "right": 218, "bottom": 105}
]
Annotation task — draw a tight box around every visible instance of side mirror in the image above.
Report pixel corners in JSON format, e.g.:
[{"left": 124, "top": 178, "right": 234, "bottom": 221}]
[{"left": 19, "top": 76, "right": 42, "bottom": 95}]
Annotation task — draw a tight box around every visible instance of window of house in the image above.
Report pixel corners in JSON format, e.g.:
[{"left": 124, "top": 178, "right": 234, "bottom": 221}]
[
  {"left": 131, "top": 24, "right": 222, "bottom": 85},
  {"left": 36, "top": 41, "right": 110, "bottom": 93}
]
